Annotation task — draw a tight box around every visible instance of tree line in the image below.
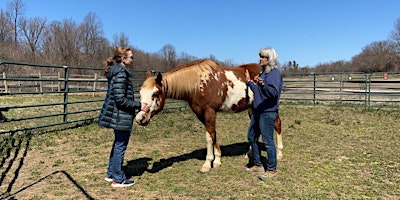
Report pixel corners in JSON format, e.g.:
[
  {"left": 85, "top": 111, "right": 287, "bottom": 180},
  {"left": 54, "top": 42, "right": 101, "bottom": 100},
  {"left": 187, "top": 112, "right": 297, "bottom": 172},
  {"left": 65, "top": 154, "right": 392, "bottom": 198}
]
[
  {"left": 1, "top": 0, "right": 400, "bottom": 77},
  {"left": 0, "top": 0, "right": 231, "bottom": 76}
]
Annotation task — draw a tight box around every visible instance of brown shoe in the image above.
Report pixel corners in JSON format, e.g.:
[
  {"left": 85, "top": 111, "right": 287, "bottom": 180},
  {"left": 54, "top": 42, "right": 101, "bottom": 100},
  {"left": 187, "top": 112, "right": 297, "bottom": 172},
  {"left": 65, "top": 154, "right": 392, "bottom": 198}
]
[
  {"left": 259, "top": 170, "right": 278, "bottom": 180},
  {"left": 245, "top": 165, "right": 265, "bottom": 173}
]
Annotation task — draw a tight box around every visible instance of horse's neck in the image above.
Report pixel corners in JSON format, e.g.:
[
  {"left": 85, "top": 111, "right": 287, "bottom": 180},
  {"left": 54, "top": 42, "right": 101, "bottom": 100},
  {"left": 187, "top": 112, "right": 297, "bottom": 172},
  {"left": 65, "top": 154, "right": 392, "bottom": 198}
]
[
  {"left": 162, "top": 76, "right": 189, "bottom": 100},
  {"left": 161, "top": 64, "right": 215, "bottom": 100}
]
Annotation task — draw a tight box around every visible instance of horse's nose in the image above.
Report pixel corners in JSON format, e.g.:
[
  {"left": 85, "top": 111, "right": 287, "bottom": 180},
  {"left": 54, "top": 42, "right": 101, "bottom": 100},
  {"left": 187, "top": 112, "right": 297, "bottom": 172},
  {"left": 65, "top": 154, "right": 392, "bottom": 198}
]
[
  {"left": 140, "top": 118, "right": 148, "bottom": 125},
  {"left": 135, "top": 112, "right": 149, "bottom": 126},
  {"left": 135, "top": 113, "right": 144, "bottom": 124}
]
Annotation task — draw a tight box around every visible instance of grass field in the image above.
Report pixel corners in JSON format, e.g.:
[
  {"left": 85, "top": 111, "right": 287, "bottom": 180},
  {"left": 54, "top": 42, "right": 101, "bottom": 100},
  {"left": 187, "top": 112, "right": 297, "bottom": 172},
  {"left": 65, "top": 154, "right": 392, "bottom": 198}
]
[{"left": 1, "top": 105, "right": 399, "bottom": 199}]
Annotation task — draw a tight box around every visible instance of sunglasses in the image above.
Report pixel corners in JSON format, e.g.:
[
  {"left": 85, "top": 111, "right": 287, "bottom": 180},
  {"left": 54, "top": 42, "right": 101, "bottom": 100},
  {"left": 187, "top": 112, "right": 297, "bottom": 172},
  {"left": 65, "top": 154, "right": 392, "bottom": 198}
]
[{"left": 259, "top": 56, "right": 268, "bottom": 59}]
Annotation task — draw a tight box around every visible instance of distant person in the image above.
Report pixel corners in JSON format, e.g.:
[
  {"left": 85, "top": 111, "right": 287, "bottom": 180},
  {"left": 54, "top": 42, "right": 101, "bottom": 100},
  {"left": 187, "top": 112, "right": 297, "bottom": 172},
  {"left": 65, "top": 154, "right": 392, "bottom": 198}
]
[
  {"left": 245, "top": 47, "right": 283, "bottom": 180},
  {"left": 98, "top": 47, "right": 149, "bottom": 187}
]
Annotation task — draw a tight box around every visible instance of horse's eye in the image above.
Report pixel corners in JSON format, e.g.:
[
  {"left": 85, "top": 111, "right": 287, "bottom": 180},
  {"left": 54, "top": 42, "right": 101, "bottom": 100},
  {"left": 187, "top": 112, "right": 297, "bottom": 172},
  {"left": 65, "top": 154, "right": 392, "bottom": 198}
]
[{"left": 152, "top": 93, "right": 159, "bottom": 98}]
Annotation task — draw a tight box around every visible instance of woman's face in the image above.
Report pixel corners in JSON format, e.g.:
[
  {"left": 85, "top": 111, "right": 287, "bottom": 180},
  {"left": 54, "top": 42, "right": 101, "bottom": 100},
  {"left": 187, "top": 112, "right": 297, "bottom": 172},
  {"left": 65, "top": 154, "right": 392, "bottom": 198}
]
[
  {"left": 122, "top": 50, "right": 134, "bottom": 67},
  {"left": 259, "top": 55, "right": 269, "bottom": 66}
]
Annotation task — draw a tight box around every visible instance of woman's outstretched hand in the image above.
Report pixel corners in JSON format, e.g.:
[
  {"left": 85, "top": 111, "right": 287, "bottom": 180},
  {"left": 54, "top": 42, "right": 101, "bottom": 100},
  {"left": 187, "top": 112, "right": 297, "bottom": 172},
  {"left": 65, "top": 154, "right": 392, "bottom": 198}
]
[
  {"left": 141, "top": 103, "right": 149, "bottom": 112},
  {"left": 245, "top": 70, "right": 251, "bottom": 82}
]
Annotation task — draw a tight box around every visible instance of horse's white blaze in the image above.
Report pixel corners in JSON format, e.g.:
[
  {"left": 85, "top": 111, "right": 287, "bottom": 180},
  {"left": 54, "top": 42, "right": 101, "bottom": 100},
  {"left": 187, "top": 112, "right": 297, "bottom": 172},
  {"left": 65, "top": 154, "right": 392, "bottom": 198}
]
[
  {"left": 135, "top": 87, "right": 160, "bottom": 124},
  {"left": 220, "top": 71, "right": 254, "bottom": 111},
  {"left": 140, "top": 87, "right": 159, "bottom": 110}
]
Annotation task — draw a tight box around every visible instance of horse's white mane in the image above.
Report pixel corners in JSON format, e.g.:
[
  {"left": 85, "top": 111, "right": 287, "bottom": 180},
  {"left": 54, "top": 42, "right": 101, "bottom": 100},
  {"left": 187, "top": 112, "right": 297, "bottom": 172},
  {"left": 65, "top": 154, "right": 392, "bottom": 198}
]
[{"left": 163, "top": 59, "right": 219, "bottom": 99}]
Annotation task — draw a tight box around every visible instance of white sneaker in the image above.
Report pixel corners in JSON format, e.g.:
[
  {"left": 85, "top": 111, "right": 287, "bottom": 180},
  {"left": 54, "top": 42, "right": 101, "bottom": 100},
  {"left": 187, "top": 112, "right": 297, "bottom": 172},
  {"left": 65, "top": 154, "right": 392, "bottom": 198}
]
[
  {"left": 104, "top": 177, "right": 113, "bottom": 182},
  {"left": 111, "top": 179, "right": 135, "bottom": 188}
]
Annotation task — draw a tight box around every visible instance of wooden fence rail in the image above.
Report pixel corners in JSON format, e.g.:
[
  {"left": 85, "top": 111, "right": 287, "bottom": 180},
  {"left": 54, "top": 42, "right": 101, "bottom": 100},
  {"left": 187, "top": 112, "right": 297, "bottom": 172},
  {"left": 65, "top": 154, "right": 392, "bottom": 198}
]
[{"left": 1, "top": 72, "right": 107, "bottom": 95}]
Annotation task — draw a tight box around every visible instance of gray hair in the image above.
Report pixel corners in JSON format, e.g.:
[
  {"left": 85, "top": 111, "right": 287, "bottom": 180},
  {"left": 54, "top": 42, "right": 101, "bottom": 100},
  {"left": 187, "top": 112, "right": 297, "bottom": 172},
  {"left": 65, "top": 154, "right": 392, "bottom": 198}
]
[{"left": 259, "top": 47, "right": 279, "bottom": 68}]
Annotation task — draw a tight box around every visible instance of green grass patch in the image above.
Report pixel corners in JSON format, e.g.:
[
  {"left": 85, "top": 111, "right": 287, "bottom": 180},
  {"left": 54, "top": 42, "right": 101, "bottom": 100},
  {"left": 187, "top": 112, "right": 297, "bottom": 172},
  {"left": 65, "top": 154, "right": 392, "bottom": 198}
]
[{"left": 0, "top": 106, "right": 399, "bottom": 199}]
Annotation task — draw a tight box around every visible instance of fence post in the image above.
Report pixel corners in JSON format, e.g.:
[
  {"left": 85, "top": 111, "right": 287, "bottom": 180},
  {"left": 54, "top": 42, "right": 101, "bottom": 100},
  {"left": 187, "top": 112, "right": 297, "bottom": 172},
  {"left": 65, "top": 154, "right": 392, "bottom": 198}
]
[
  {"left": 364, "top": 74, "right": 371, "bottom": 108},
  {"left": 58, "top": 72, "right": 61, "bottom": 92},
  {"left": 367, "top": 74, "right": 371, "bottom": 108},
  {"left": 3, "top": 72, "right": 8, "bottom": 93},
  {"left": 35, "top": 73, "right": 38, "bottom": 92},
  {"left": 63, "top": 66, "right": 69, "bottom": 123},
  {"left": 39, "top": 72, "right": 43, "bottom": 93},
  {"left": 339, "top": 75, "right": 343, "bottom": 103},
  {"left": 313, "top": 73, "right": 316, "bottom": 105},
  {"left": 93, "top": 73, "right": 97, "bottom": 97}
]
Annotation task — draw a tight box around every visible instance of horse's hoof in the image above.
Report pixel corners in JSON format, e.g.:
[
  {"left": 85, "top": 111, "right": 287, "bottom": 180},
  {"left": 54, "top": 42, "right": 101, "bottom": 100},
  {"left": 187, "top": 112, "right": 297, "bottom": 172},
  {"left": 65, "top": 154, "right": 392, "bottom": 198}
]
[{"left": 200, "top": 166, "right": 211, "bottom": 173}]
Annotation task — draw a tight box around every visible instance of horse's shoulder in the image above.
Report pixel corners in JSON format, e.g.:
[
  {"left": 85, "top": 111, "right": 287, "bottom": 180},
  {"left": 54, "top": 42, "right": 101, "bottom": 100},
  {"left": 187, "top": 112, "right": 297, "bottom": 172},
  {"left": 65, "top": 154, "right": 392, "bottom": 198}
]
[{"left": 238, "top": 63, "right": 259, "bottom": 69}]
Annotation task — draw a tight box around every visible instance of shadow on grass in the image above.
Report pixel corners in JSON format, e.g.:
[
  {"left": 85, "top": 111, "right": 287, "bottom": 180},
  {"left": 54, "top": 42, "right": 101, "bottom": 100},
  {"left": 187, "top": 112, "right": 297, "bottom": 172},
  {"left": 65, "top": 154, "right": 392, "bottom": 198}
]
[
  {"left": 0, "top": 170, "right": 95, "bottom": 200},
  {"left": 0, "top": 127, "right": 96, "bottom": 200},
  {"left": 124, "top": 142, "right": 250, "bottom": 176}
]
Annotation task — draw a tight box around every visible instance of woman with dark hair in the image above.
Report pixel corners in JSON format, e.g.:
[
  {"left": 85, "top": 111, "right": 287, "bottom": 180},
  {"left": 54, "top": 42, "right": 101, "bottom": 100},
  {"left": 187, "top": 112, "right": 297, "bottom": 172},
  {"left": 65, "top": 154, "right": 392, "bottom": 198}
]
[{"left": 98, "top": 47, "right": 149, "bottom": 187}]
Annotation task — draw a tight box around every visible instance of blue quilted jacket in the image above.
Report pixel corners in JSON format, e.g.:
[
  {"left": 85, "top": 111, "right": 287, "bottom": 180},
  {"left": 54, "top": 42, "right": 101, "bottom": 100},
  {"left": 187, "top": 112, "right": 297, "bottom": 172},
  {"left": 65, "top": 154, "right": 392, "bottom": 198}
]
[
  {"left": 247, "top": 68, "right": 282, "bottom": 112},
  {"left": 98, "top": 64, "right": 141, "bottom": 131}
]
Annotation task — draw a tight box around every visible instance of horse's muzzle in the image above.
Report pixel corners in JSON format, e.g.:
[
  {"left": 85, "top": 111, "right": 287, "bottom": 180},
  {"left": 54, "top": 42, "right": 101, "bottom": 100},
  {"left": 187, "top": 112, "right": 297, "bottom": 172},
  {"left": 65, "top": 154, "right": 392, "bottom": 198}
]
[{"left": 135, "top": 111, "right": 150, "bottom": 126}]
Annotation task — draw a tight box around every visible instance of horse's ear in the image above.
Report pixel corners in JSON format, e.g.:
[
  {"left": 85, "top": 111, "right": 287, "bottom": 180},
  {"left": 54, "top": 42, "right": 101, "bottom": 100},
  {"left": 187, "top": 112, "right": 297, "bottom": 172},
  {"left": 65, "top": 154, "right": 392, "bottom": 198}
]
[
  {"left": 146, "top": 71, "right": 152, "bottom": 78},
  {"left": 156, "top": 72, "right": 163, "bottom": 86}
]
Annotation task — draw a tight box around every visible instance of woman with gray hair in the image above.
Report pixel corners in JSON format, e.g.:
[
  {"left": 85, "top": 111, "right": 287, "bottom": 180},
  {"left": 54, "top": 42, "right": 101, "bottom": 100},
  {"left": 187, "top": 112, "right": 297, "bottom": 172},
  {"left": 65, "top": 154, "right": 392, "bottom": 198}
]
[{"left": 245, "top": 47, "right": 283, "bottom": 180}]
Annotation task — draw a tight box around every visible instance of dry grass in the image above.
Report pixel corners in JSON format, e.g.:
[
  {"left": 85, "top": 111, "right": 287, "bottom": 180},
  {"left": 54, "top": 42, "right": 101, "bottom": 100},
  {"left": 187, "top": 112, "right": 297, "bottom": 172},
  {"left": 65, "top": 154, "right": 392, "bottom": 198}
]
[{"left": 1, "top": 106, "right": 399, "bottom": 199}]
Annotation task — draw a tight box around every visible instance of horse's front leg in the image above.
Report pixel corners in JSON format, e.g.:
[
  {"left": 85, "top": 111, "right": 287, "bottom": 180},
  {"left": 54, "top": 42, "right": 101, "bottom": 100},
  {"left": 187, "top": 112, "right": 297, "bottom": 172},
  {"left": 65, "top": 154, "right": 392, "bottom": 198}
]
[{"left": 200, "top": 109, "right": 221, "bottom": 173}]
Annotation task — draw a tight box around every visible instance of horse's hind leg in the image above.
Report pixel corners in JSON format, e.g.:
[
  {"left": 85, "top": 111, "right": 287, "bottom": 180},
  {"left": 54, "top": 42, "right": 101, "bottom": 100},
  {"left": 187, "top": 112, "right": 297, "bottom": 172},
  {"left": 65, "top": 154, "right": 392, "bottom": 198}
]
[
  {"left": 213, "top": 140, "right": 221, "bottom": 168},
  {"left": 275, "top": 115, "right": 283, "bottom": 160}
]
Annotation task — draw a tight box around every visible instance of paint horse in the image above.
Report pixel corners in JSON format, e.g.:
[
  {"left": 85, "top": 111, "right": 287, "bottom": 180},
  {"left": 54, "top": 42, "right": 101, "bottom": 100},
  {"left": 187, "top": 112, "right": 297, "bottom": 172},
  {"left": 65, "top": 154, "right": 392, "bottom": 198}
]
[{"left": 135, "top": 59, "right": 282, "bottom": 173}]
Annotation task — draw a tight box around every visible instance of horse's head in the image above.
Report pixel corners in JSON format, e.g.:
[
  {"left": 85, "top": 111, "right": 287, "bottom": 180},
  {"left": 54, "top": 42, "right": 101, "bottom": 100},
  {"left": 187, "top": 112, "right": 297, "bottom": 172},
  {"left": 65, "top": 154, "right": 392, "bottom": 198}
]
[{"left": 135, "top": 72, "right": 166, "bottom": 126}]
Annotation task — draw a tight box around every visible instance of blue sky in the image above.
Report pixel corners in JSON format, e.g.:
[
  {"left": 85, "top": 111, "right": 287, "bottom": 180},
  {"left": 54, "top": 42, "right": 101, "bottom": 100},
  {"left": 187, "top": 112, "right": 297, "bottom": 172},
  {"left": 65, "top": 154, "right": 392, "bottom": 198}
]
[{"left": 1, "top": 0, "right": 399, "bottom": 67}]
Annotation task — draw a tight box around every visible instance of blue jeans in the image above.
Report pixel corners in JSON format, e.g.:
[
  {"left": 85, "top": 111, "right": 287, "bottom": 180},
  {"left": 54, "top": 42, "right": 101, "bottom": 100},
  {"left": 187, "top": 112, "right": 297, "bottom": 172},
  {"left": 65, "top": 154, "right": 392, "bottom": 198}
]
[
  {"left": 106, "top": 130, "right": 130, "bottom": 183},
  {"left": 247, "top": 111, "right": 277, "bottom": 171}
]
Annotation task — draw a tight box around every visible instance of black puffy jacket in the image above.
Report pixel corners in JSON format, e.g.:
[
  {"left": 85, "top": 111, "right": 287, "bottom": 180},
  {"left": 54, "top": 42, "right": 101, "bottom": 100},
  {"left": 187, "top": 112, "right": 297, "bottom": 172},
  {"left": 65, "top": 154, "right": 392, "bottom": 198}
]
[{"left": 98, "top": 64, "right": 141, "bottom": 131}]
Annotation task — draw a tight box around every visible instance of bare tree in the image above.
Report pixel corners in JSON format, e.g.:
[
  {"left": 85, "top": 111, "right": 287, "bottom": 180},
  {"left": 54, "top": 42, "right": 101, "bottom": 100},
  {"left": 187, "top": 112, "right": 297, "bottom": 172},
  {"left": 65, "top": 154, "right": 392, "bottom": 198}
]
[
  {"left": 7, "top": 0, "right": 26, "bottom": 46},
  {"left": 390, "top": 18, "right": 400, "bottom": 54},
  {"left": 42, "top": 19, "right": 81, "bottom": 66},
  {"left": 79, "top": 12, "right": 105, "bottom": 67},
  {"left": 0, "top": 9, "right": 13, "bottom": 44},
  {"left": 112, "top": 32, "right": 130, "bottom": 47},
  {"left": 160, "top": 44, "right": 176, "bottom": 70},
  {"left": 0, "top": 9, "right": 14, "bottom": 61},
  {"left": 351, "top": 41, "right": 397, "bottom": 73},
  {"left": 19, "top": 16, "right": 46, "bottom": 62},
  {"left": 177, "top": 52, "right": 197, "bottom": 66},
  {"left": 389, "top": 18, "right": 400, "bottom": 70}
]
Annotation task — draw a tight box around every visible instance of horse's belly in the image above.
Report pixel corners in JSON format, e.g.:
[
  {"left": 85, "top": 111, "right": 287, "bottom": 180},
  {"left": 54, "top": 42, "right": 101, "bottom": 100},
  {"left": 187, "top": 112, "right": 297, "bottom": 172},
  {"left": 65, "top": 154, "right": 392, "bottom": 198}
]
[
  {"left": 218, "top": 70, "right": 254, "bottom": 112},
  {"left": 220, "top": 90, "right": 253, "bottom": 112}
]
